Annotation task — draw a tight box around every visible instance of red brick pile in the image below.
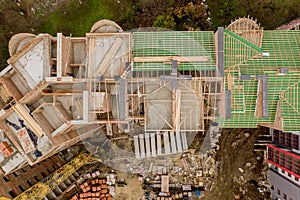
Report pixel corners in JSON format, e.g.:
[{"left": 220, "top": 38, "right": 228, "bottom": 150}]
[
  {"left": 0, "top": 141, "right": 13, "bottom": 158},
  {"left": 71, "top": 179, "right": 112, "bottom": 200}
]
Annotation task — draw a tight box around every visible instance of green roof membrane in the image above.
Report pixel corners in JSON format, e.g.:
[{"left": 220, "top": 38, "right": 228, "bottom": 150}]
[
  {"left": 223, "top": 29, "right": 263, "bottom": 53},
  {"left": 239, "top": 31, "right": 300, "bottom": 74},
  {"left": 132, "top": 31, "right": 216, "bottom": 72},
  {"left": 220, "top": 29, "right": 300, "bottom": 131}
]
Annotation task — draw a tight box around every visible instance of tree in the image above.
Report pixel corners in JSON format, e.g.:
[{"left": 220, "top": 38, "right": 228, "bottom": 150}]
[
  {"left": 153, "top": 15, "right": 176, "bottom": 30},
  {"left": 207, "top": 0, "right": 300, "bottom": 29}
]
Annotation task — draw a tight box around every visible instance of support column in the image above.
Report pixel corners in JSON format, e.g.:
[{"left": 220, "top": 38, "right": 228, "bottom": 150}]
[
  {"left": 145, "top": 132, "right": 151, "bottom": 157},
  {"left": 163, "top": 132, "right": 171, "bottom": 155},
  {"left": 170, "top": 131, "right": 177, "bottom": 153},
  {"left": 83, "top": 91, "right": 89, "bottom": 123},
  {"left": 57, "top": 33, "right": 62, "bottom": 78},
  {"left": 150, "top": 133, "right": 156, "bottom": 157},
  {"left": 181, "top": 131, "right": 188, "bottom": 150},
  {"left": 156, "top": 132, "right": 162, "bottom": 156},
  {"left": 139, "top": 134, "right": 145, "bottom": 158},
  {"left": 134, "top": 135, "right": 140, "bottom": 158},
  {"left": 175, "top": 131, "right": 183, "bottom": 152}
]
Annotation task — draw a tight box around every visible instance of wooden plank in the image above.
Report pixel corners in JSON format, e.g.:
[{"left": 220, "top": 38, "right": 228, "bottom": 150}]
[
  {"left": 7, "top": 37, "right": 43, "bottom": 64},
  {"left": 57, "top": 33, "right": 63, "bottom": 78},
  {"left": 51, "top": 123, "right": 70, "bottom": 137},
  {"left": 172, "top": 89, "right": 176, "bottom": 130},
  {"left": 227, "top": 73, "right": 233, "bottom": 90},
  {"left": 133, "top": 56, "right": 210, "bottom": 63},
  {"left": 55, "top": 103, "right": 72, "bottom": 121},
  {"left": 13, "top": 103, "right": 45, "bottom": 138},
  {"left": 175, "top": 89, "right": 181, "bottom": 132},
  {"left": 88, "top": 37, "right": 95, "bottom": 78},
  {"left": 63, "top": 36, "right": 72, "bottom": 76},
  {"left": 255, "top": 80, "right": 263, "bottom": 118},
  {"left": 83, "top": 91, "right": 89, "bottom": 123},
  {"left": 1, "top": 77, "right": 23, "bottom": 101},
  {"left": 32, "top": 112, "right": 54, "bottom": 134},
  {"left": 97, "top": 37, "right": 123, "bottom": 75}
]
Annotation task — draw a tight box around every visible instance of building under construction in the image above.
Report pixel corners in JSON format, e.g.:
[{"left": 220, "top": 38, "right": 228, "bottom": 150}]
[{"left": 0, "top": 17, "right": 299, "bottom": 199}]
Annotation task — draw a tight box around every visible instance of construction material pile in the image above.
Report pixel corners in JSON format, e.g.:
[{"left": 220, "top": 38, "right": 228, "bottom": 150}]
[{"left": 71, "top": 178, "right": 112, "bottom": 200}]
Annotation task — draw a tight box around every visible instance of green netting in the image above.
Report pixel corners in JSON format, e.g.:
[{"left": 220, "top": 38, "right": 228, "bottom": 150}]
[
  {"left": 224, "top": 29, "right": 263, "bottom": 53},
  {"left": 219, "top": 74, "right": 300, "bottom": 129},
  {"left": 239, "top": 30, "right": 300, "bottom": 74},
  {"left": 280, "top": 81, "right": 300, "bottom": 131},
  {"left": 280, "top": 98, "right": 300, "bottom": 132},
  {"left": 231, "top": 82, "right": 245, "bottom": 113},
  {"left": 132, "top": 31, "right": 216, "bottom": 71},
  {"left": 224, "top": 31, "right": 262, "bottom": 70},
  {"left": 220, "top": 29, "right": 300, "bottom": 131}
]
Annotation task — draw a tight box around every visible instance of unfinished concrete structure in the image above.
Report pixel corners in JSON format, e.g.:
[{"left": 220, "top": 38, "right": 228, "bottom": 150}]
[
  {"left": 0, "top": 16, "right": 300, "bottom": 199},
  {"left": 0, "top": 19, "right": 222, "bottom": 175}
]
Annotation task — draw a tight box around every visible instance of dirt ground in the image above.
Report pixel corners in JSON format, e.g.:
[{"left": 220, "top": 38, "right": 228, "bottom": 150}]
[
  {"left": 113, "top": 171, "right": 144, "bottom": 200},
  {"left": 109, "top": 127, "right": 271, "bottom": 200},
  {"left": 201, "top": 128, "right": 270, "bottom": 200}
]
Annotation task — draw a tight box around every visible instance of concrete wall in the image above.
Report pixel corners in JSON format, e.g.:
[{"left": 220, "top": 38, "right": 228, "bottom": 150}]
[{"left": 269, "top": 169, "right": 300, "bottom": 200}]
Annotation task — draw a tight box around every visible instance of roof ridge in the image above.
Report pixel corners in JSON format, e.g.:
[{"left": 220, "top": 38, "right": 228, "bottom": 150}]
[{"left": 224, "top": 29, "right": 263, "bottom": 53}]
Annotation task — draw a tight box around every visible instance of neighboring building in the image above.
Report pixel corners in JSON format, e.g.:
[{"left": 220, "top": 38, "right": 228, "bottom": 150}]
[
  {"left": 277, "top": 18, "right": 300, "bottom": 30},
  {"left": 267, "top": 129, "right": 300, "bottom": 200}
]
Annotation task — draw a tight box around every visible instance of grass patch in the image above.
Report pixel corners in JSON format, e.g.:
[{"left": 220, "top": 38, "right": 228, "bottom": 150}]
[{"left": 38, "top": 0, "right": 130, "bottom": 36}]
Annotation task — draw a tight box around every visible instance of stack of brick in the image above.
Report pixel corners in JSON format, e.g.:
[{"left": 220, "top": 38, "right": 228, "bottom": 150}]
[
  {"left": 0, "top": 141, "right": 13, "bottom": 158},
  {"left": 71, "top": 179, "right": 112, "bottom": 200}
]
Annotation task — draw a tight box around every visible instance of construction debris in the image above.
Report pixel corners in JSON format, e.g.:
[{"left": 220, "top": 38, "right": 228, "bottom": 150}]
[{"left": 72, "top": 179, "right": 112, "bottom": 200}]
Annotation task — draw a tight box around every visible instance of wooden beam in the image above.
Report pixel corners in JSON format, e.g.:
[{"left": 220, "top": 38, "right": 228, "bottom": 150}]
[
  {"left": 175, "top": 89, "right": 181, "bottom": 132},
  {"left": 20, "top": 80, "right": 48, "bottom": 104},
  {"left": 97, "top": 37, "right": 123, "bottom": 75},
  {"left": 7, "top": 37, "right": 43, "bottom": 65},
  {"left": 63, "top": 36, "right": 72, "bottom": 76},
  {"left": 57, "top": 33, "right": 63, "bottom": 78},
  {"left": 83, "top": 91, "right": 89, "bottom": 123},
  {"left": 13, "top": 103, "right": 45, "bottom": 138},
  {"left": 1, "top": 77, "right": 23, "bottom": 101},
  {"left": 32, "top": 112, "right": 54, "bottom": 134},
  {"left": 133, "top": 56, "right": 210, "bottom": 63},
  {"left": 88, "top": 37, "right": 95, "bottom": 78},
  {"left": 55, "top": 103, "right": 72, "bottom": 121},
  {"left": 227, "top": 73, "right": 233, "bottom": 91},
  {"left": 255, "top": 80, "right": 263, "bottom": 117}
]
